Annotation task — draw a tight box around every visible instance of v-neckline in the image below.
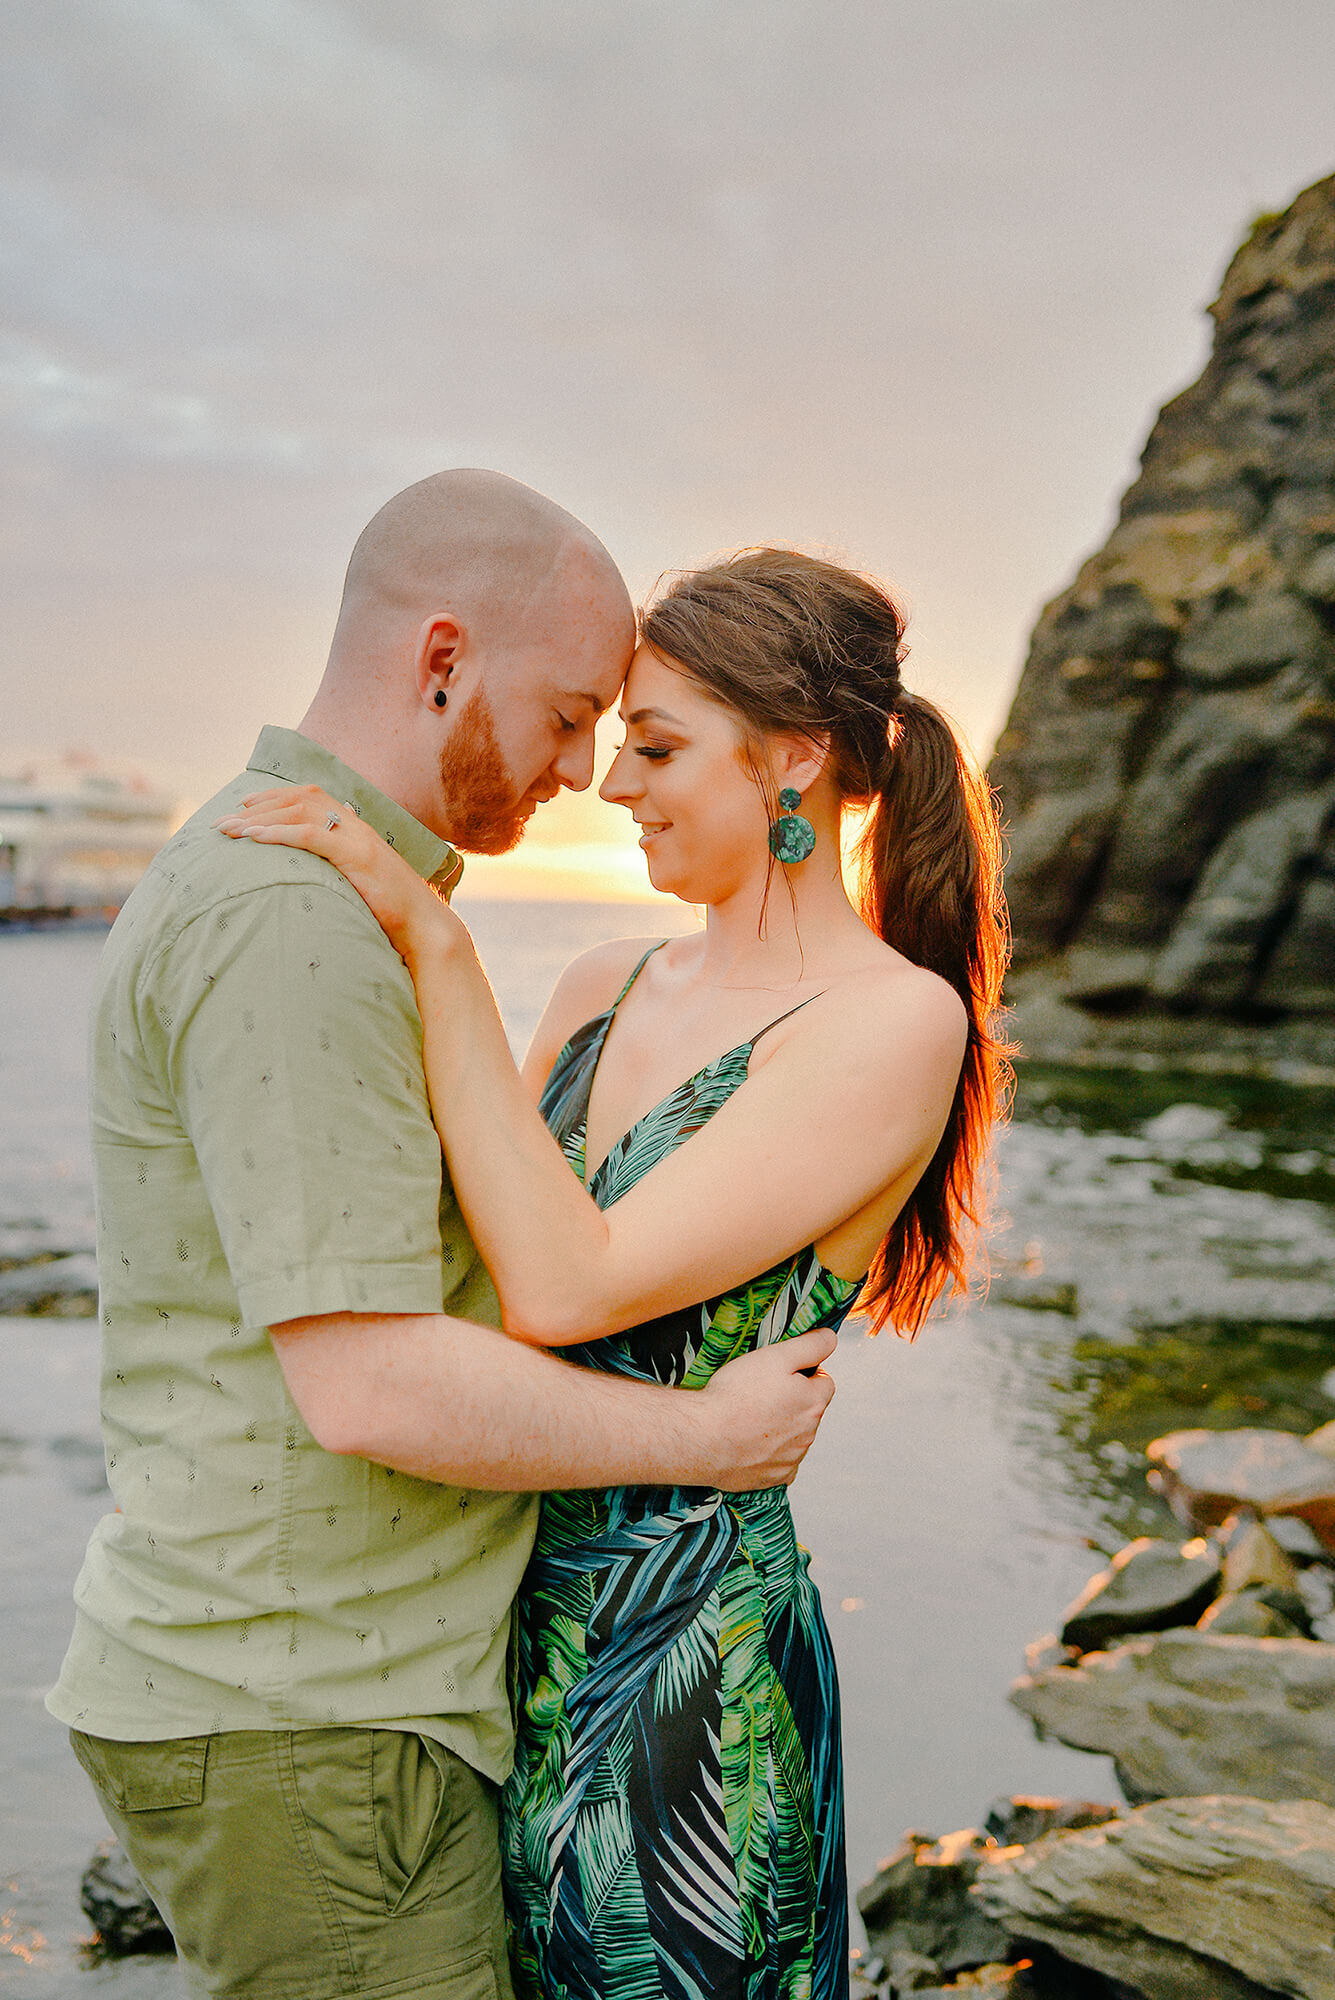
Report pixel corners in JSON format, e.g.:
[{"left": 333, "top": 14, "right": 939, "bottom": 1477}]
[
  {"left": 581, "top": 1029, "right": 752, "bottom": 1193},
  {"left": 575, "top": 945, "right": 823, "bottom": 1192}
]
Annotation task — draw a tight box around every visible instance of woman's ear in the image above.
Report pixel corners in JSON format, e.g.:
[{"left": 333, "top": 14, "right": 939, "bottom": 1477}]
[{"left": 770, "top": 731, "right": 831, "bottom": 799}]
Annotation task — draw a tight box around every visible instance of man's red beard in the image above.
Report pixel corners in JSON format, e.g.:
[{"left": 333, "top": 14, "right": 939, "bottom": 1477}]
[{"left": 438, "top": 685, "right": 533, "bottom": 855}]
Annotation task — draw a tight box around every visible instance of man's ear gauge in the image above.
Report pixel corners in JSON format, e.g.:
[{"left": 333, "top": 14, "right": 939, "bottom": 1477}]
[{"left": 434, "top": 690, "right": 448, "bottom": 709}]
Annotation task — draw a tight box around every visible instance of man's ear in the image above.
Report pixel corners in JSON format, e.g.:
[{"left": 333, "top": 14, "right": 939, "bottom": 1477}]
[{"left": 413, "top": 614, "right": 465, "bottom": 711}]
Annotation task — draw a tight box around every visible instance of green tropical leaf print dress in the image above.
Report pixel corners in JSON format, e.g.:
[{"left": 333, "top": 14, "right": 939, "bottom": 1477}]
[{"left": 502, "top": 951, "right": 859, "bottom": 2000}]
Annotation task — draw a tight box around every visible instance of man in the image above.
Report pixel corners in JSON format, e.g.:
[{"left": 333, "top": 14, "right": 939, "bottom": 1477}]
[{"left": 49, "top": 471, "right": 836, "bottom": 2000}]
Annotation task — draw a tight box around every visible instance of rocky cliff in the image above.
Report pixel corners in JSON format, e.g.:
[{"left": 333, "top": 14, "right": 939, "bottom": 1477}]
[{"left": 992, "top": 173, "right": 1335, "bottom": 1053}]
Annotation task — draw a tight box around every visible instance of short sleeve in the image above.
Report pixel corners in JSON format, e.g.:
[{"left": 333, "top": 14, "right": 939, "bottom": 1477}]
[{"left": 149, "top": 879, "right": 448, "bottom": 1327}]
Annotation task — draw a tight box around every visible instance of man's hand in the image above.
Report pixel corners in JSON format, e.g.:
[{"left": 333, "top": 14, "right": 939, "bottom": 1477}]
[{"left": 694, "top": 1328, "right": 837, "bottom": 1490}]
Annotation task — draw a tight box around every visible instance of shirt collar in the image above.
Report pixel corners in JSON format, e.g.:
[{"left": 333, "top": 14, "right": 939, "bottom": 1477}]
[{"left": 245, "top": 726, "right": 464, "bottom": 896}]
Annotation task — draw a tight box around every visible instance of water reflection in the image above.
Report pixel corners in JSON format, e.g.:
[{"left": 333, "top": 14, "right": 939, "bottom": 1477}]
[{"left": 987, "top": 1067, "right": 1335, "bottom": 1551}]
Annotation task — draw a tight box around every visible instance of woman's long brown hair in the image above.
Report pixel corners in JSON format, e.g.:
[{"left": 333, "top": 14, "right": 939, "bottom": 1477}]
[{"left": 641, "top": 548, "right": 1013, "bottom": 1336}]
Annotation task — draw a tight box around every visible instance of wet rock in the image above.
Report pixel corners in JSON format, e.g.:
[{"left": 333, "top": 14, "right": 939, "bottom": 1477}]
[
  {"left": 1266, "top": 1513, "right": 1326, "bottom": 1560},
  {"left": 889, "top": 1945, "right": 947, "bottom": 1990},
  {"left": 858, "top": 1829, "right": 1013, "bottom": 1979},
  {"left": 912, "top": 1968, "right": 1035, "bottom": 1999},
  {"left": 1196, "top": 1585, "right": 1310, "bottom": 1638},
  {"left": 1147, "top": 1427, "right": 1335, "bottom": 1548},
  {"left": 0, "top": 1251, "right": 99, "bottom": 1315},
  {"left": 1010, "top": 1629, "right": 1335, "bottom": 1805},
  {"left": 1215, "top": 1513, "right": 1299, "bottom": 1594},
  {"left": 973, "top": 1795, "right": 1335, "bottom": 2000},
  {"left": 985, "top": 1274, "right": 1079, "bottom": 1315},
  {"left": 79, "top": 1840, "right": 173, "bottom": 1955},
  {"left": 982, "top": 1797, "right": 1119, "bottom": 1848},
  {"left": 1058, "top": 1537, "right": 1221, "bottom": 1654},
  {"left": 1023, "top": 1635, "right": 1079, "bottom": 1676},
  {"left": 1308, "top": 1418, "right": 1335, "bottom": 1458}
]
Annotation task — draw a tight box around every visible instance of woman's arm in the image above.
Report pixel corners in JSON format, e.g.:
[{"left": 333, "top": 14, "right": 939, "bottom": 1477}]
[{"left": 217, "top": 788, "right": 967, "bottom": 1344}]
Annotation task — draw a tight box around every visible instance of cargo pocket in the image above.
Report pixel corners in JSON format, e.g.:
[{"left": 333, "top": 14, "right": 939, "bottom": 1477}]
[
  {"left": 371, "top": 1730, "right": 450, "bottom": 1916},
  {"left": 70, "top": 1731, "right": 209, "bottom": 1812}
]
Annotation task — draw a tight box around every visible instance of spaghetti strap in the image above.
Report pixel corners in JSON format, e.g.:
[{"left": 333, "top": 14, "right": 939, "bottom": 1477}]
[
  {"left": 608, "top": 940, "right": 667, "bottom": 1012},
  {"left": 747, "top": 989, "right": 826, "bottom": 1048}
]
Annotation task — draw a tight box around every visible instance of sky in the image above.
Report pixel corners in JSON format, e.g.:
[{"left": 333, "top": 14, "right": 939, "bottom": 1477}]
[{"left": 4, "top": 0, "right": 1334, "bottom": 895}]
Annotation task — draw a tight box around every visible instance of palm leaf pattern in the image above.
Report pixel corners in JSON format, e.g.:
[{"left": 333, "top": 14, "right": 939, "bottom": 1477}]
[{"left": 503, "top": 950, "right": 856, "bottom": 2000}]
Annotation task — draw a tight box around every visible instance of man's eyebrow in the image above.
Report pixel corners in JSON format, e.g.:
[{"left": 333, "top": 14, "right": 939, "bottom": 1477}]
[{"left": 625, "top": 706, "right": 686, "bottom": 726}]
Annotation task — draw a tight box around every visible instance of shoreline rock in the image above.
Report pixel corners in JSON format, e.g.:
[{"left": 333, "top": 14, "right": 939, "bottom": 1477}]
[
  {"left": 1010, "top": 1628, "right": 1335, "bottom": 1807},
  {"left": 973, "top": 1796, "right": 1335, "bottom": 2000},
  {"left": 79, "top": 1841, "right": 173, "bottom": 1957}
]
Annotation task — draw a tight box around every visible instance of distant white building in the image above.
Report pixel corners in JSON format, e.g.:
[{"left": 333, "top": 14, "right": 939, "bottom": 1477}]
[{"left": 0, "top": 754, "right": 182, "bottom": 916}]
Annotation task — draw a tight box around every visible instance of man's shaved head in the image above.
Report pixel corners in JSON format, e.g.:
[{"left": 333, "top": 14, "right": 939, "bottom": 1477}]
[
  {"left": 302, "top": 470, "right": 636, "bottom": 847},
  {"left": 331, "top": 468, "right": 628, "bottom": 670}
]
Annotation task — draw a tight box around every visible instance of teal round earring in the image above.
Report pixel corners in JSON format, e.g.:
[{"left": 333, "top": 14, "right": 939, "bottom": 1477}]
[{"left": 768, "top": 786, "right": 816, "bottom": 864}]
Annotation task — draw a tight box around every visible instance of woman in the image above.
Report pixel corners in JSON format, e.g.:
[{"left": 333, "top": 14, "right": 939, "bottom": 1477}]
[{"left": 218, "top": 548, "right": 1010, "bottom": 2000}]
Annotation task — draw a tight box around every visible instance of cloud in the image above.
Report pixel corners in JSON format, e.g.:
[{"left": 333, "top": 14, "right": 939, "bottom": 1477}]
[{"left": 2, "top": 0, "right": 1333, "bottom": 805}]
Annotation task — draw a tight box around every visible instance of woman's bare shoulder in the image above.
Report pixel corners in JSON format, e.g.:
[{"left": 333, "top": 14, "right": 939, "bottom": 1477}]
[
  {"left": 782, "top": 946, "right": 969, "bottom": 1083},
  {"left": 523, "top": 934, "right": 668, "bottom": 1087},
  {"left": 552, "top": 935, "right": 668, "bottom": 1020}
]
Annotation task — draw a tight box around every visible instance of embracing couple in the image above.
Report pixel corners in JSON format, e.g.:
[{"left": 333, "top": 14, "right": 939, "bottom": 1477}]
[{"left": 50, "top": 470, "right": 1008, "bottom": 2000}]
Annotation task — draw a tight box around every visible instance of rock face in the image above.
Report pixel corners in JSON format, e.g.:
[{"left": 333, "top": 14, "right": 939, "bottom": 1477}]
[
  {"left": 1010, "top": 1629, "right": 1335, "bottom": 1806},
  {"left": 991, "top": 173, "right": 1335, "bottom": 1026},
  {"left": 973, "top": 1796, "right": 1335, "bottom": 2000}
]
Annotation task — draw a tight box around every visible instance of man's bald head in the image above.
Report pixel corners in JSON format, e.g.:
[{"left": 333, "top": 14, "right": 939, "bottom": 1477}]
[
  {"left": 329, "top": 468, "right": 630, "bottom": 676},
  {"left": 302, "top": 471, "right": 636, "bottom": 846}
]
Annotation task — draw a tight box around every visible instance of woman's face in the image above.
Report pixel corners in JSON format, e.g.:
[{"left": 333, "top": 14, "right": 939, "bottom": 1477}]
[{"left": 599, "top": 645, "right": 772, "bottom": 903}]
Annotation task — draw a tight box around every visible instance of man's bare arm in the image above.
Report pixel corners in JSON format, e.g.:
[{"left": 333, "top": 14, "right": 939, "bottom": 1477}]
[{"left": 270, "top": 1310, "right": 837, "bottom": 1492}]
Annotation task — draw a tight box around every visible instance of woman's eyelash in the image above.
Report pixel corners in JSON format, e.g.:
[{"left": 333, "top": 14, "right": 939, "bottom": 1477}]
[{"left": 635, "top": 746, "right": 671, "bottom": 761}]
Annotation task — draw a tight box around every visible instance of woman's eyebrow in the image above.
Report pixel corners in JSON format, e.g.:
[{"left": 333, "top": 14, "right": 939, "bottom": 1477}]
[{"left": 625, "top": 706, "right": 686, "bottom": 726}]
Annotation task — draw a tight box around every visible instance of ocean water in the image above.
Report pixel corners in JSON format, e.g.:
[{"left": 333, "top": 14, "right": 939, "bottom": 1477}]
[{"left": 4, "top": 910, "right": 1335, "bottom": 1995}]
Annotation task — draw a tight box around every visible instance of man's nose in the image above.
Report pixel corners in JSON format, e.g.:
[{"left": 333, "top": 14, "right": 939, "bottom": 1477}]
[{"left": 553, "top": 732, "right": 598, "bottom": 793}]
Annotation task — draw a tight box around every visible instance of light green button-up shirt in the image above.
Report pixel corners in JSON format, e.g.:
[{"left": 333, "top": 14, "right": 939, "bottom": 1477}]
[{"left": 48, "top": 728, "right": 538, "bottom": 1782}]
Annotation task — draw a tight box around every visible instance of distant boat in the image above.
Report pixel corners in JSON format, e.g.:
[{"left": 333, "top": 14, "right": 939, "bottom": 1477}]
[{"left": 0, "top": 754, "right": 182, "bottom": 923}]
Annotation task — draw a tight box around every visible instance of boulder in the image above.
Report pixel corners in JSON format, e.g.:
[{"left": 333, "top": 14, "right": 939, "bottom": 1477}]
[
  {"left": 1308, "top": 1419, "right": 1335, "bottom": 1458},
  {"left": 857, "top": 1828, "right": 1013, "bottom": 1980},
  {"left": 1147, "top": 1428, "right": 1335, "bottom": 1548},
  {"left": 910, "top": 1969, "right": 1035, "bottom": 1999},
  {"left": 1196, "top": 1585, "right": 1310, "bottom": 1638},
  {"left": 1010, "top": 1629, "right": 1335, "bottom": 1806},
  {"left": 1022, "top": 1634, "right": 1079, "bottom": 1677},
  {"left": 982, "top": 1797, "right": 1119, "bottom": 1849},
  {"left": 1215, "top": 1513, "right": 1300, "bottom": 1594},
  {"left": 1266, "top": 1514, "right": 1326, "bottom": 1560},
  {"left": 79, "top": 1840, "right": 173, "bottom": 1955},
  {"left": 1058, "top": 1537, "right": 1221, "bottom": 1654},
  {"left": 973, "top": 1795, "right": 1335, "bottom": 2000}
]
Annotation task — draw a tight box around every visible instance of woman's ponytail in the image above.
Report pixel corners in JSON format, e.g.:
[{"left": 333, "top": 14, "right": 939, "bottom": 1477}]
[
  {"left": 642, "top": 547, "right": 1013, "bottom": 1336},
  {"left": 855, "top": 695, "right": 1012, "bottom": 1335}
]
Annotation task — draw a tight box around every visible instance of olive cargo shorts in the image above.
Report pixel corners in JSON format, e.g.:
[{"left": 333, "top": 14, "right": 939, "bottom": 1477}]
[{"left": 70, "top": 1727, "right": 516, "bottom": 2000}]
